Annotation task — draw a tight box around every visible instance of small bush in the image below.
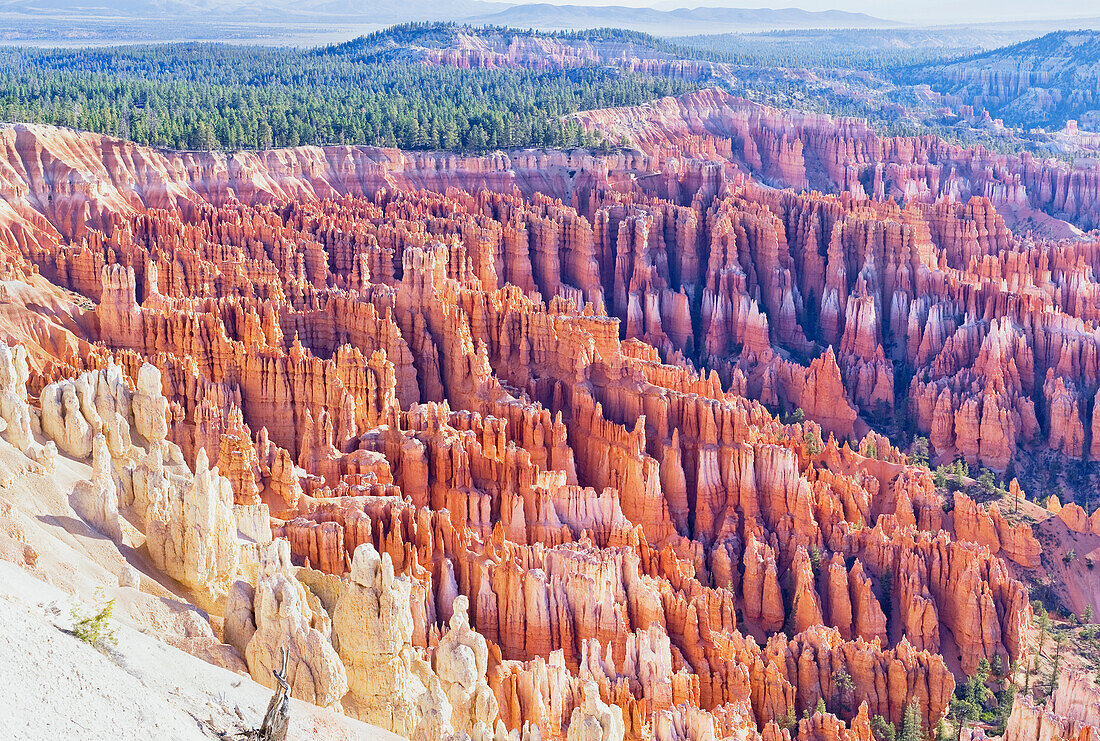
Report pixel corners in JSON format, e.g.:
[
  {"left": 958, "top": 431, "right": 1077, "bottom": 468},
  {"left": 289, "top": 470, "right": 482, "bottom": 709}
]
[
  {"left": 71, "top": 590, "right": 117, "bottom": 650},
  {"left": 805, "top": 429, "right": 824, "bottom": 456},
  {"left": 808, "top": 544, "right": 823, "bottom": 575},
  {"left": 833, "top": 669, "right": 855, "bottom": 693},
  {"left": 871, "top": 714, "right": 896, "bottom": 741},
  {"left": 909, "top": 436, "right": 930, "bottom": 467}
]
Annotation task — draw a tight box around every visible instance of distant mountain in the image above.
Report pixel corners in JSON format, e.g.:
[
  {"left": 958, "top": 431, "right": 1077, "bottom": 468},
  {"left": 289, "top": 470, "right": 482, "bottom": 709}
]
[
  {"left": 649, "top": 0, "right": 1100, "bottom": 25},
  {"left": 0, "top": 0, "right": 509, "bottom": 22},
  {"left": 0, "top": 0, "right": 894, "bottom": 32},
  {"left": 468, "top": 4, "right": 897, "bottom": 35},
  {"left": 295, "top": 0, "right": 510, "bottom": 22},
  {"left": 903, "top": 30, "right": 1100, "bottom": 130},
  {"left": 0, "top": 0, "right": 202, "bottom": 12},
  {"left": 671, "top": 26, "right": 1034, "bottom": 70}
]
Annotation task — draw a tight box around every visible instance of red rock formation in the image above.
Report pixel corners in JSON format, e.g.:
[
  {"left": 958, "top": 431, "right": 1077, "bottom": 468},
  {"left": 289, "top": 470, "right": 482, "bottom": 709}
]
[
  {"left": 1006, "top": 671, "right": 1100, "bottom": 741},
  {"left": 953, "top": 492, "right": 1041, "bottom": 568},
  {"left": 217, "top": 406, "right": 262, "bottom": 505},
  {"left": 0, "top": 116, "right": 1063, "bottom": 740}
]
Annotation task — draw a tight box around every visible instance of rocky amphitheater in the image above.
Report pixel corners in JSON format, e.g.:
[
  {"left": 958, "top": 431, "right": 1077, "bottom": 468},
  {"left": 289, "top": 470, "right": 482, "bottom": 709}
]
[{"left": 0, "top": 90, "right": 1098, "bottom": 741}]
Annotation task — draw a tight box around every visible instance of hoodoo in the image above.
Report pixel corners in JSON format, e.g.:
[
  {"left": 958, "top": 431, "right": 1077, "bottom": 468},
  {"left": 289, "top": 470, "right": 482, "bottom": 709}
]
[{"left": 0, "top": 32, "right": 1096, "bottom": 741}]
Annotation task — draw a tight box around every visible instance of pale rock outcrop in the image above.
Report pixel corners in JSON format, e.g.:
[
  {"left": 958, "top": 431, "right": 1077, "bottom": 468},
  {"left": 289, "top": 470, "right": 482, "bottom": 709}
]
[
  {"left": 133, "top": 362, "right": 170, "bottom": 443},
  {"left": 235, "top": 502, "right": 273, "bottom": 549},
  {"left": 244, "top": 540, "right": 348, "bottom": 709},
  {"left": 434, "top": 595, "right": 500, "bottom": 738},
  {"left": 89, "top": 362, "right": 135, "bottom": 458},
  {"left": 39, "top": 361, "right": 136, "bottom": 460},
  {"left": 0, "top": 342, "right": 36, "bottom": 453},
  {"left": 69, "top": 433, "right": 123, "bottom": 541},
  {"left": 1051, "top": 670, "right": 1100, "bottom": 729},
  {"left": 414, "top": 675, "right": 456, "bottom": 741},
  {"left": 130, "top": 441, "right": 174, "bottom": 528},
  {"left": 40, "top": 378, "right": 94, "bottom": 458},
  {"left": 224, "top": 579, "right": 258, "bottom": 656},
  {"left": 333, "top": 542, "right": 441, "bottom": 736},
  {"left": 146, "top": 447, "right": 240, "bottom": 597},
  {"left": 567, "top": 681, "right": 626, "bottom": 741}
]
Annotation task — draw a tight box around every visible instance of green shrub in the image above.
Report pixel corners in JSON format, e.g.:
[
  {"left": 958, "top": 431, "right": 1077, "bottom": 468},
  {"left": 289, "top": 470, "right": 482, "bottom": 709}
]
[
  {"left": 71, "top": 590, "right": 117, "bottom": 650},
  {"left": 909, "top": 436, "right": 930, "bottom": 467},
  {"left": 809, "top": 544, "right": 823, "bottom": 575},
  {"left": 900, "top": 697, "right": 923, "bottom": 741},
  {"left": 805, "top": 429, "right": 824, "bottom": 456},
  {"left": 871, "top": 714, "right": 896, "bottom": 741}
]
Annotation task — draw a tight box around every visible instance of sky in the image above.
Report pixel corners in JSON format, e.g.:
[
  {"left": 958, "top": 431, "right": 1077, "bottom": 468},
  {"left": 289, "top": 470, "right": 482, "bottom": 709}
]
[{"left": 502, "top": 0, "right": 1099, "bottom": 25}]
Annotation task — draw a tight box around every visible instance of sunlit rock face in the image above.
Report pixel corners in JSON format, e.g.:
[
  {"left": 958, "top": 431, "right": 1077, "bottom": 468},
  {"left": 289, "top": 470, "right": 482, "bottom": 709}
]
[{"left": 14, "top": 98, "right": 1100, "bottom": 739}]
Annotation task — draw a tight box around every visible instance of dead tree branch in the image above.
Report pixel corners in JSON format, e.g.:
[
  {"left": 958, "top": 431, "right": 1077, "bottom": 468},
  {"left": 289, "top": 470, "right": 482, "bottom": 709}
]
[{"left": 235, "top": 647, "right": 290, "bottom": 741}]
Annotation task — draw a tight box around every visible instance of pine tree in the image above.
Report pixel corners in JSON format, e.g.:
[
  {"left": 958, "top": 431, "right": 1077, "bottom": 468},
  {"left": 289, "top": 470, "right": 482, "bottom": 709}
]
[
  {"left": 1048, "top": 635, "right": 1066, "bottom": 699},
  {"left": 900, "top": 698, "right": 923, "bottom": 741},
  {"left": 871, "top": 715, "right": 896, "bottom": 741}
]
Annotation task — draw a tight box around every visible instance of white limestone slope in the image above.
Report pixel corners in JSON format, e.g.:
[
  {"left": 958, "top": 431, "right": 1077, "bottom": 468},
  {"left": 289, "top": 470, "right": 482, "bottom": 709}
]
[{"left": 0, "top": 560, "right": 403, "bottom": 741}]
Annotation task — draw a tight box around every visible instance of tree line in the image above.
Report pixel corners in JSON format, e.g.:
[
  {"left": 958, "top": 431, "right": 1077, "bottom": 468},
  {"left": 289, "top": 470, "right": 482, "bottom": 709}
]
[{"left": 0, "top": 41, "right": 697, "bottom": 151}]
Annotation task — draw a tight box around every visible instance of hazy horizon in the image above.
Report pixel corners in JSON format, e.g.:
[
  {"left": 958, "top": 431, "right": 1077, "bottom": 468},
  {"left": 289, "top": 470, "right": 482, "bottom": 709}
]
[
  {"left": 0, "top": 0, "right": 1093, "bottom": 43},
  {"left": 498, "top": 0, "right": 1099, "bottom": 25}
]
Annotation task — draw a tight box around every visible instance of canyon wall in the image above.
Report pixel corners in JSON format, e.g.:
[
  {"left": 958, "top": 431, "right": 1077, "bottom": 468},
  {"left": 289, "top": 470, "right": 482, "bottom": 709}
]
[{"left": 0, "top": 97, "right": 1089, "bottom": 740}]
